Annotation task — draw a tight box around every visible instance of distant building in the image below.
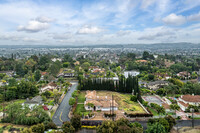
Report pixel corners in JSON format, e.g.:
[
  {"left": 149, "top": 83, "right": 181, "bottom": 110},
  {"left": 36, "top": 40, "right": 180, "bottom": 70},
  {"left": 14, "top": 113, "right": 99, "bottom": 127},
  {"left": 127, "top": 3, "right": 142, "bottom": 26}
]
[
  {"left": 51, "top": 58, "right": 62, "bottom": 62},
  {"left": 177, "top": 71, "right": 191, "bottom": 79},
  {"left": 146, "top": 81, "right": 169, "bottom": 90},
  {"left": 124, "top": 71, "right": 140, "bottom": 78},
  {"left": 57, "top": 69, "right": 75, "bottom": 78}
]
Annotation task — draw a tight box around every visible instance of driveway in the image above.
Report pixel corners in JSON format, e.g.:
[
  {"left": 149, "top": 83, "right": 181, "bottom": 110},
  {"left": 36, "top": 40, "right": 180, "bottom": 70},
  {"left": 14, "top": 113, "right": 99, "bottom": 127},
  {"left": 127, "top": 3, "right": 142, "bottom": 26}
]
[{"left": 52, "top": 81, "right": 78, "bottom": 126}]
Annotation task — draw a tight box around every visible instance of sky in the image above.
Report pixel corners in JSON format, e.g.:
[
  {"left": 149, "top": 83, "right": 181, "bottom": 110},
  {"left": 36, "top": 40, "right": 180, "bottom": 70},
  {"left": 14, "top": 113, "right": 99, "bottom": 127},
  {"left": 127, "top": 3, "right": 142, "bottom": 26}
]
[{"left": 0, "top": 0, "right": 200, "bottom": 45}]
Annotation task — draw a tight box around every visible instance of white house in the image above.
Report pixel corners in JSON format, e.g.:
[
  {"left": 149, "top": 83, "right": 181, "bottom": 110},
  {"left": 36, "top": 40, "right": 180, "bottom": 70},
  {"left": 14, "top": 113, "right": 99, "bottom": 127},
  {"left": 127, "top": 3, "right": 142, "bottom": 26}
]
[
  {"left": 22, "top": 96, "right": 43, "bottom": 109},
  {"left": 177, "top": 95, "right": 200, "bottom": 111}
]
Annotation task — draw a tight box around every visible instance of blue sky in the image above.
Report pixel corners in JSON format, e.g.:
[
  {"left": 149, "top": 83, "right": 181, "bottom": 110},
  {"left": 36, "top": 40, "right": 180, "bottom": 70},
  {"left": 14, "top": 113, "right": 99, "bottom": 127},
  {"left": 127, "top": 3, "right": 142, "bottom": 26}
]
[{"left": 0, "top": 0, "right": 200, "bottom": 45}]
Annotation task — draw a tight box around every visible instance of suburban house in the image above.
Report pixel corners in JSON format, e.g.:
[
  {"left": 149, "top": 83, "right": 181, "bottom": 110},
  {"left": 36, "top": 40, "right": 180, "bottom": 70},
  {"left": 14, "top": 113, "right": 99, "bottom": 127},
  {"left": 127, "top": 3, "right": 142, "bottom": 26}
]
[
  {"left": 177, "top": 95, "right": 200, "bottom": 111},
  {"left": 40, "top": 71, "right": 48, "bottom": 80},
  {"left": 51, "top": 58, "right": 62, "bottom": 62},
  {"left": 84, "top": 90, "right": 118, "bottom": 111},
  {"left": 154, "top": 73, "right": 171, "bottom": 80},
  {"left": 124, "top": 71, "right": 140, "bottom": 78},
  {"left": 136, "top": 60, "right": 148, "bottom": 64},
  {"left": 74, "top": 61, "right": 80, "bottom": 65},
  {"left": 146, "top": 81, "right": 169, "bottom": 90},
  {"left": 40, "top": 82, "right": 58, "bottom": 93},
  {"left": 57, "top": 69, "right": 75, "bottom": 78},
  {"left": 0, "top": 70, "right": 15, "bottom": 77},
  {"left": 177, "top": 71, "right": 191, "bottom": 79},
  {"left": 22, "top": 96, "right": 43, "bottom": 109}
]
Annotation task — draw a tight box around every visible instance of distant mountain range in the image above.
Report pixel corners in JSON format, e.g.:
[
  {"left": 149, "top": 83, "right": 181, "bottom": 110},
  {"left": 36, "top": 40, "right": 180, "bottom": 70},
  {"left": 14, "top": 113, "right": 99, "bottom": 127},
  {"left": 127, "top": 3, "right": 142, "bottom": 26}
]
[{"left": 0, "top": 42, "right": 199, "bottom": 49}]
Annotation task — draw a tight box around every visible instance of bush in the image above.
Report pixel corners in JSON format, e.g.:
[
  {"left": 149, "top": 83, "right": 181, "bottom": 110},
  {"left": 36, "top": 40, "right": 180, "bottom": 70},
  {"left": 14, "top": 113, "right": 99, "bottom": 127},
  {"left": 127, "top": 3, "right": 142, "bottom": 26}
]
[
  {"left": 81, "top": 125, "right": 96, "bottom": 129},
  {"left": 125, "top": 112, "right": 153, "bottom": 118},
  {"left": 130, "top": 95, "right": 137, "bottom": 102},
  {"left": 104, "top": 113, "right": 116, "bottom": 118}
]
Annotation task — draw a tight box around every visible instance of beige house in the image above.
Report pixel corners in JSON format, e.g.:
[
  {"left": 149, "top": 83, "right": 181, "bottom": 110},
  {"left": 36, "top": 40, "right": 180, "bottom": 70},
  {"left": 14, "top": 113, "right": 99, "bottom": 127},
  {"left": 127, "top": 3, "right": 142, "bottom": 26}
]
[
  {"left": 40, "top": 82, "right": 57, "bottom": 93},
  {"left": 84, "top": 90, "right": 118, "bottom": 111}
]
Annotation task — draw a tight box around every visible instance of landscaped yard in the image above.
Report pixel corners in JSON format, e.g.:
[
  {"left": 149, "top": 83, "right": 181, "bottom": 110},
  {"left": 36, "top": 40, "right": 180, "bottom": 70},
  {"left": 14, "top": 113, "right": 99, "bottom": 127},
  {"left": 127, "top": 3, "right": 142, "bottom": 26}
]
[
  {"left": 96, "top": 91, "right": 146, "bottom": 114},
  {"left": 77, "top": 91, "right": 86, "bottom": 103},
  {"left": 74, "top": 104, "right": 90, "bottom": 116},
  {"left": 0, "top": 99, "right": 26, "bottom": 111}
]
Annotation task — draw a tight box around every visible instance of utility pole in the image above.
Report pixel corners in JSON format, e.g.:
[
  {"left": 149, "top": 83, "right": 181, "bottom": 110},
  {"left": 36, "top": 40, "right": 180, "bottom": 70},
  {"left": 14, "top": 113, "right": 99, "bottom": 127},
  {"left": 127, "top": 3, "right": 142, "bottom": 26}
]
[
  {"left": 192, "top": 108, "right": 194, "bottom": 128},
  {"left": 110, "top": 102, "right": 111, "bottom": 120},
  {"left": 112, "top": 95, "right": 114, "bottom": 121}
]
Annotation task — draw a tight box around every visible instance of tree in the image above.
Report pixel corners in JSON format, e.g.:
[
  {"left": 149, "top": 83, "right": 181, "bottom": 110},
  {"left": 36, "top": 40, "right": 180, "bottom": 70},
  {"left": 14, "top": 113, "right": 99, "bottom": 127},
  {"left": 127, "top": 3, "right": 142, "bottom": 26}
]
[
  {"left": 63, "top": 54, "right": 73, "bottom": 63},
  {"left": 21, "top": 128, "right": 33, "bottom": 133},
  {"left": 143, "top": 51, "right": 150, "bottom": 60},
  {"left": 97, "top": 120, "right": 117, "bottom": 133},
  {"left": 127, "top": 53, "right": 136, "bottom": 60},
  {"left": 148, "top": 74, "right": 155, "bottom": 81},
  {"left": 70, "top": 114, "right": 81, "bottom": 131},
  {"left": 31, "top": 123, "right": 45, "bottom": 133},
  {"left": 69, "top": 98, "right": 76, "bottom": 106},
  {"left": 62, "top": 121, "right": 75, "bottom": 133},
  {"left": 49, "top": 61, "right": 62, "bottom": 77},
  {"left": 130, "top": 95, "right": 137, "bottom": 102},
  {"left": 170, "top": 104, "right": 180, "bottom": 117},
  {"left": 164, "top": 115, "right": 176, "bottom": 131},
  {"left": 82, "top": 62, "right": 90, "bottom": 72},
  {"left": 146, "top": 122, "right": 166, "bottom": 133},
  {"left": 34, "top": 70, "right": 41, "bottom": 81},
  {"left": 63, "top": 62, "right": 70, "bottom": 68},
  {"left": 15, "top": 62, "right": 25, "bottom": 77}
]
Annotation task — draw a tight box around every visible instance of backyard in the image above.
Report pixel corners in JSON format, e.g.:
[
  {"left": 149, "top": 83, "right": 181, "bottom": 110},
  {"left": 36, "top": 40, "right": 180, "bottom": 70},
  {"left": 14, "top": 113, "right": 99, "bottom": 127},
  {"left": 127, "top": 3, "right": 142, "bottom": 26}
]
[
  {"left": 74, "top": 91, "right": 146, "bottom": 116},
  {"left": 96, "top": 91, "right": 146, "bottom": 114}
]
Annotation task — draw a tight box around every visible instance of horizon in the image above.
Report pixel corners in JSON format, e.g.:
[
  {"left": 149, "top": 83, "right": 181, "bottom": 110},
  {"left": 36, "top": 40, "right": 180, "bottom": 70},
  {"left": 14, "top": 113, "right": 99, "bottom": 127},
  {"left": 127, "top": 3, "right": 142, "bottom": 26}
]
[{"left": 0, "top": 0, "right": 200, "bottom": 45}]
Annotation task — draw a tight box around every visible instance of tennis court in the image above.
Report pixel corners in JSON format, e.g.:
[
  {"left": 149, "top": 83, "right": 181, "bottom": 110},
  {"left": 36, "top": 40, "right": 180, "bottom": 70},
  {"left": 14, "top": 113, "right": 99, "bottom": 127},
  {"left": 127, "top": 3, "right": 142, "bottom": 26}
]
[{"left": 142, "top": 96, "right": 163, "bottom": 105}]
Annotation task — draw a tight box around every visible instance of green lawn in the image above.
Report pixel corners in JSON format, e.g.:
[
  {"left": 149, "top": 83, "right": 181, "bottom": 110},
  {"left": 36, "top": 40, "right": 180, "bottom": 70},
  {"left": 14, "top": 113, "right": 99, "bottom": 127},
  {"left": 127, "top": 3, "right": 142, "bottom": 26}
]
[
  {"left": 74, "top": 104, "right": 90, "bottom": 115},
  {"left": 148, "top": 107, "right": 159, "bottom": 116},
  {"left": 77, "top": 92, "right": 86, "bottom": 103}
]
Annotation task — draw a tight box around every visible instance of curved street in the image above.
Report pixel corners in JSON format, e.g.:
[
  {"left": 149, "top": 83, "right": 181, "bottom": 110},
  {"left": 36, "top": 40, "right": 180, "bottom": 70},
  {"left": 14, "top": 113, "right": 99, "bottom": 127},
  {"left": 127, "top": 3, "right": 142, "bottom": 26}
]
[{"left": 52, "top": 81, "right": 78, "bottom": 126}]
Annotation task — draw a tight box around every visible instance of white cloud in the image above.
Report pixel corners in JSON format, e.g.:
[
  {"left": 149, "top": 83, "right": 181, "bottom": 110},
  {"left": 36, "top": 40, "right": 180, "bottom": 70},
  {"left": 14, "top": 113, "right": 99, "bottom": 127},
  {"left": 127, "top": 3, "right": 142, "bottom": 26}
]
[
  {"left": 162, "top": 13, "right": 186, "bottom": 26},
  {"left": 141, "top": 0, "right": 156, "bottom": 9},
  {"left": 17, "top": 20, "right": 49, "bottom": 33},
  {"left": 77, "top": 25, "right": 103, "bottom": 34},
  {"left": 36, "top": 16, "right": 54, "bottom": 23},
  {"left": 187, "top": 12, "right": 200, "bottom": 21}
]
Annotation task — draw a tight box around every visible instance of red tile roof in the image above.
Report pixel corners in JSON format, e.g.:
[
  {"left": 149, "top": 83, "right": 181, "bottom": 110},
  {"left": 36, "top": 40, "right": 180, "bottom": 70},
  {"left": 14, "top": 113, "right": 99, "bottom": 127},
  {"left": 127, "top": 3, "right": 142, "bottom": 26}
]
[
  {"left": 178, "top": 101, "right": 189, "bottom": 107},
  {"left": 42, "top": 105, "right": 49, "bottom": 110},
  {"left": 181, "top": 95, "right": 200, "bottom": 103}
]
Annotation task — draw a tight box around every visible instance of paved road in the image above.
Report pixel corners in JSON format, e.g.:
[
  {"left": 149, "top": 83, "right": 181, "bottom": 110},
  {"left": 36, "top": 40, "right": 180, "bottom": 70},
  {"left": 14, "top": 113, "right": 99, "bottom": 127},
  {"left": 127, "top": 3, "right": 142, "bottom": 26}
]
[{"left": 52, "top": 81, "right": 78, "bottom": 126}]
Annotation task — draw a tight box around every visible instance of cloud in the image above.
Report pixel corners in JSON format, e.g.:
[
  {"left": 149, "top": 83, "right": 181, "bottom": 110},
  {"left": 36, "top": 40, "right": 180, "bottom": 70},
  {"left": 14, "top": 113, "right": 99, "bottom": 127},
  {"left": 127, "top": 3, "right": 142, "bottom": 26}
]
[
  {"left": 77, "top": 25, "right": 103, "bottom": 34},
  {"left": 17, "top": 20, "right": 50, "bottom": 33},
  {"left": 141, "top": 0, "right": 156, "bottom": 9},
  {"left": 162, "top": 13, "right": 186, "bottom": 26},
  {"left": 187, "top": 12, "right": 200, "bottom": 21},
  {"left": 138, "top": 30, "right": 175, "bottom": 40},
  {"left": 36, "top": 16, "right": 54, "bottom": 23}
]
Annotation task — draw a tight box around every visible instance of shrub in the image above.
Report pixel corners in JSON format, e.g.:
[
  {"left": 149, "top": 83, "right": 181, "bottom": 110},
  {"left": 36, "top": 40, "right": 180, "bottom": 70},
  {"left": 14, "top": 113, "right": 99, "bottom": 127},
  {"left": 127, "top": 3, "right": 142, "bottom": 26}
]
[
  {"left": 81, "top": 125, "right": 96, "bottom": 129},
  {"left": 104, "top": 113, "right": 116, "bottom": 118},
  {"left": 124, "top": 112, "right": 153, "bottom": 118},
  {"left": 130, "top": 95, "right": 137, "bottom": 102}
]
